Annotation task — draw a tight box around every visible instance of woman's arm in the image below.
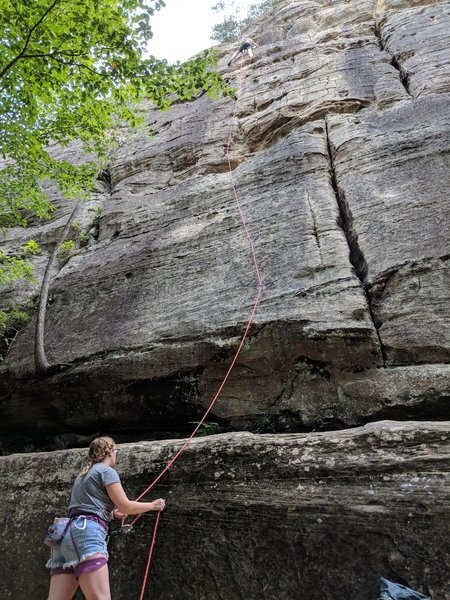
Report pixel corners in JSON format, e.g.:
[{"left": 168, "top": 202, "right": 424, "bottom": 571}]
[{"left": 106, "top": 482, "right": 165, "bottom": 515}]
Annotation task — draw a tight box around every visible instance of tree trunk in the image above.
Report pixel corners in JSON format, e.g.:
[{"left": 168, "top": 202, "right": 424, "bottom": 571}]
[{"left": 34, "top": 200, "right": 80, "bottom": 375}]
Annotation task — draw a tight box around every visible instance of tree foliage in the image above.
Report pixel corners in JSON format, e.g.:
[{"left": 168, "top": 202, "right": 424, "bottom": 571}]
[
  {"left": 211, "top": 0, "right": 281, "bottom": 43},
  {"left": 0, "top": 240, "right": 41, "bottom": 285},
  {"left": 0, "top": 0, "right": 231, "bottom": 227},
  {"left": 0, "top": 0, "right": 232, "bottom": 333}
]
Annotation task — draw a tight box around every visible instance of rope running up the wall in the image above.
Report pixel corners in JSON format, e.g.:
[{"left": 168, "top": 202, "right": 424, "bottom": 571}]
[{"left": 132, "top": 54, "right": 263, "bottom": 599}]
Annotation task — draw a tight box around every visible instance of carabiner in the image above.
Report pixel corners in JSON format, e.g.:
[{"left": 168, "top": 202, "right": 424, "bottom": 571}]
[{"left": 73, "top": 516, "right": 87, "bottom": 531}]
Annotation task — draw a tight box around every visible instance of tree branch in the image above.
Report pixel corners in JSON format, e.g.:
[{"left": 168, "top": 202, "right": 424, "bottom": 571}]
[
  {"left": 0, "top": 0, "right": 63, "bottom": 79},
  {"left": 7, "top": 0, "right": 24, "bottom": 20},
  {"left": 22, "top": 50, "right": 91, "bottom": 59},
  {"left": 44, "top": 55, "right": 103, "bottom": 77},
  {"left": 34, "top": 199, "right": 80, "bottom": 375}
]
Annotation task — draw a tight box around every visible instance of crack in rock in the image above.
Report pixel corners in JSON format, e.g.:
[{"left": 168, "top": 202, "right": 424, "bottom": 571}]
[
  {"left": 373, "top": 20, "right": 412, "bottom": 97},
  {"left": 324, "top": 117, "right": 387, "bottom": 365}
]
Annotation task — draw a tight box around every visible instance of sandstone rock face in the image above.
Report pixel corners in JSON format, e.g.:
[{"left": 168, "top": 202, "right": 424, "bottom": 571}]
[
  {"left": 0, "top": 3, "right": 449, "bottom": 596},
  {"left": 0, "top": 422, "right": 448, "bottom": 599},
  {"left": 1, "top": 0, "right": 449, "bottom": 443}
]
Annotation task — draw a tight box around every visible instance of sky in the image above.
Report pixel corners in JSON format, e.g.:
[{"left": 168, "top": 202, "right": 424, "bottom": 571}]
[{"left": 148, "top": 0, "right": 221, "bottom": 63}]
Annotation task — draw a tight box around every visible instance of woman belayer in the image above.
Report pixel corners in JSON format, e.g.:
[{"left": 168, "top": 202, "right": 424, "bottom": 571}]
[{"left": 46, "top": 436, "right": 165, "bottom": 600}]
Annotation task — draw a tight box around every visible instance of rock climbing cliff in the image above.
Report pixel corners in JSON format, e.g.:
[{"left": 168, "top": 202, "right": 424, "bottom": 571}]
[
  {"left": 0, "top": 0, "right": 449, "bottom": 444},
  {"left": 0, "top": 0, "right": 449, "bottom": 598}
]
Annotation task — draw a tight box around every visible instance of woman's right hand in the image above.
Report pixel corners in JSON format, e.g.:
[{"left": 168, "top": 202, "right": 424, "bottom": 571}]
[
  {"left": 106, "top": 482, "right": 167, "bottom": 515},
  {"left": 151, "top": 498, "right": 166, "bottom": 511}
]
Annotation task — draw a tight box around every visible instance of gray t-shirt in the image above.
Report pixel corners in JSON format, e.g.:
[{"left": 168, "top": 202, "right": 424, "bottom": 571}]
[{"left": 69, "top": 463, "right": 120, "bottom": 522}]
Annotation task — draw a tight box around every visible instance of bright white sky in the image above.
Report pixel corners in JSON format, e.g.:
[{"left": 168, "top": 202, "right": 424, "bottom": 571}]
[
  {"left": 147, "top": 0, "right": 253, "bottom": 63},
  {"left": 148, "top": 0, "right": 219, "bottom": 63}
]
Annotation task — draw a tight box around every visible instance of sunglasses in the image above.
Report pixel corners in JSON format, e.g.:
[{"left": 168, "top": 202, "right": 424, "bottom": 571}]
[{"left": 112, "top": 448, "right": 121, "bottom": 453}]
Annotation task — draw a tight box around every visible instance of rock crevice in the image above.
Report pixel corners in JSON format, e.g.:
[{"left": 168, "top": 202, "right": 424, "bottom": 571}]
[
  {"left": 324, "top": 117, "right": 387, "bottom": 364},
  {"left": 373, "top": 21, "right": 412, "bottom": 97}
]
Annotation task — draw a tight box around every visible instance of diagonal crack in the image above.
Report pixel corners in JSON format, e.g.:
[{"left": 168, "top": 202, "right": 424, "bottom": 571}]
[
  {"left": 373, "top": 21, "right": 412, "bottom": 97},
  {"left": 324, "top": 118, "right": 387, "bottom": 365},
  {"left": 324, "top": 119, "right": 368, "bottom": 283},
  {"left": 306, "top": 191, "right": 323, "bottom": 265}
]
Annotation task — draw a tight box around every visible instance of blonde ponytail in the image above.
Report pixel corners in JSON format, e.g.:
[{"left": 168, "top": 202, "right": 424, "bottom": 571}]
[{"left": 80, "top": 436, "right": 115, "bottom": 478}]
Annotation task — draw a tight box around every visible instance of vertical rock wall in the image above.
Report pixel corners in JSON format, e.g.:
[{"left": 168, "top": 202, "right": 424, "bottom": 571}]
[
  {"left": 0, "top": 2, "right": 449, "bottom": 597},
  {"left": 0, "top": 0, "right": 449, "bottom": 442}
]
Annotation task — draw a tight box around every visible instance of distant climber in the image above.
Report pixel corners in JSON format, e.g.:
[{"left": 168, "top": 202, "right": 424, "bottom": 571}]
[{"left": 228, "top": 37, "right": 258, "bottom": 66}]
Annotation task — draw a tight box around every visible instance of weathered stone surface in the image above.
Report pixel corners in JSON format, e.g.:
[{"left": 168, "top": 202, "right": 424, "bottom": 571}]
[
  {"left": 0, "top": 421, "right": 449, "bottom": 600},
  {"left": 327, "top": 95, "right": 450, "bottom": 364},
  {"left": 0, "top": 0, "right": 449, "bottom": 443},
  {"left": 1, "top": 2, "right": 449, "bottom": 597},
  {"left": 375, "top": 0, "right": 450, "bottom": 100}
]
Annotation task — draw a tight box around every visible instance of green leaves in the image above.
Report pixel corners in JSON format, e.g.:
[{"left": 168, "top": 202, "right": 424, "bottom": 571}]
[
  {"left": 0, "top": 237, "right": 41, "bottom": 285},
  {"left": 0, "top": 254, "right": 34, "bottom": 285},
  {"left": 0, "top": 304, "right": 32, "bottom": 340},
  {"left": 0, "top": 0, "right": 233, "bottom": 232},
  {"left": 23, "top": 240, "right": 41, "bottom": 255},
  {"left": 211, "top": 0, "right": 281, "bottom": 43}
]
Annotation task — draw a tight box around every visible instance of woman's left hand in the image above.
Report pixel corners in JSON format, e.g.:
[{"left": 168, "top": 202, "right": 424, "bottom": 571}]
[{"left": 111, "top": 508, "right": 128, "bottom": 519}]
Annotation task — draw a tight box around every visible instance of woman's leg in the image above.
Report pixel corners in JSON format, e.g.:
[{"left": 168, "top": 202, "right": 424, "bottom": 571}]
[
  {"left": 47, "top": 573, "right": 79, "bottom": 600},
  {"left": 228, "top": 49, "right": 239, "bottom": 65},
  {"left": 77, "top": 554, "right": 111, "bottom": 600}
]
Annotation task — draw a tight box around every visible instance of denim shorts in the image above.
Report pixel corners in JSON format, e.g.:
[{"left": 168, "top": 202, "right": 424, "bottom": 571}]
[{"left": 46, "top": 515, "right": 109, "bottom": 571}]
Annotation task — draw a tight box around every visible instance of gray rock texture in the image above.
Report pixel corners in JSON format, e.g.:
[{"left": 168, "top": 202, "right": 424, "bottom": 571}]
[
  {"left": 0, "top": 1, "right": 449, "bottom": 595},
  {"left": 1, "top": 0, "right": 449, "bottom": 442},
  {"left": 0, "top": 421, "right": 448, "bottom": 600}
]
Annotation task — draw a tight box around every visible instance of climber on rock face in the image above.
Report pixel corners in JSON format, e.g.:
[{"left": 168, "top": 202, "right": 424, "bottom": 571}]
[{"left": 228, "top": 37, "right": 258, "bottom": 66}]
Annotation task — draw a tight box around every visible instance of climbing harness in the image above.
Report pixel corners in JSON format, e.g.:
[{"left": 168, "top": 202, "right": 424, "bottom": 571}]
[
  {"left": 125, "top": 54, "right": 263, "bottom": 599},
  {"left": 44, "top": 513, "right": 107, "bottom": 548},
  {"left": 45, "top": 515, "right": 100, "bottom": 562}
]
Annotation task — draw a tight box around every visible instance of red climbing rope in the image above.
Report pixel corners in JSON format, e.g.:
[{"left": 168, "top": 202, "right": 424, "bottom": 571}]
[
  {"left": 133, "top": 55, "right": 263, "bottom": 599},
  {"left": 138, "top": 512, "right": 160, "bottom": 600}
]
